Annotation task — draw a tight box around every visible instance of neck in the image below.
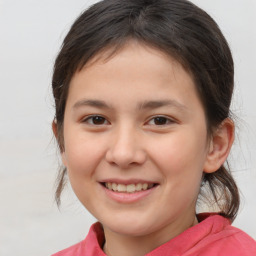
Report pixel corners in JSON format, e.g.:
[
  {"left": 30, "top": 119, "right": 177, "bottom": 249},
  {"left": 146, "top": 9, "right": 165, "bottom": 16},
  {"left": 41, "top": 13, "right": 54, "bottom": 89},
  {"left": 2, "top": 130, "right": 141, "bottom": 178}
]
[{"left": 103, "top": 216, "right": 198, "bottom": 256}]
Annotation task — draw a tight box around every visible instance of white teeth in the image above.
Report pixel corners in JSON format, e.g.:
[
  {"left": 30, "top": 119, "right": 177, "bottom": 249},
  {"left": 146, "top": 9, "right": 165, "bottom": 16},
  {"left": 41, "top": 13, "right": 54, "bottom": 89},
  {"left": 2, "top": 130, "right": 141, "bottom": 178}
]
[
  {"left": 126, "top": 184, "right": 136, "bottom": 193},
  {"left": 136, "top": 183, "right": 142, "bottom": 191},
  {"left": 117, "top": 184, "right": 126, "bottom": 192},
  {"left": 105, "top": 182, "right": 154, "bottom": 193},
  {"left": 142, "top": 183, "right": 148, "bottom": 190},
  {"left": 112, "top": 183, "right": 117, "bottom": 191}
]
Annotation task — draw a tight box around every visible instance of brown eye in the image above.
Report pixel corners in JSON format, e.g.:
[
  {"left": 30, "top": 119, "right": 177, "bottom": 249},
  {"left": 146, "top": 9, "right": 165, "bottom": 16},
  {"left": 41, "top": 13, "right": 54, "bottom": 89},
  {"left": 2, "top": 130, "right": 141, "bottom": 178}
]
[
  {"left": 153, "top": 117, "right": 168, "bottom": 125},
  {"left": 147, "top": 116, "right": 174, "bottom": 126},
  {"left": 84, "top": 115, "right": 109, "bottom": 125}
]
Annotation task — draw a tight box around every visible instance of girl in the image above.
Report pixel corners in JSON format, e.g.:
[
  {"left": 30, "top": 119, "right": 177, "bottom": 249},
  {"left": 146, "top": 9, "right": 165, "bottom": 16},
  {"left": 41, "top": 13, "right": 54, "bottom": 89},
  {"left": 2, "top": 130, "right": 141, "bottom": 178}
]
[{"left": 51, "top": 0, "right": 256, "bottom": 255}]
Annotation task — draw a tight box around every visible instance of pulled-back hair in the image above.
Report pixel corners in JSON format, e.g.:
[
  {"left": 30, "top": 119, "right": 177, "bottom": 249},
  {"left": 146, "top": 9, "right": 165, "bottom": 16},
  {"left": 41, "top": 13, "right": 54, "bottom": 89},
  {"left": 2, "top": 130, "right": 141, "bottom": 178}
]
[{"left": 52, "top": 0, "right": 239, "bottom": 221}]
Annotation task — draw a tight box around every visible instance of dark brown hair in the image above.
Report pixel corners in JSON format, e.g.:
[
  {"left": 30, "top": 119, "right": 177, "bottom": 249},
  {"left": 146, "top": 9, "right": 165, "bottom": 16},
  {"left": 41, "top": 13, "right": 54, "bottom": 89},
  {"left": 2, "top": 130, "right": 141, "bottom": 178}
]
[{"left": 52, "top": 0, "right": 239, "bottom": 221}]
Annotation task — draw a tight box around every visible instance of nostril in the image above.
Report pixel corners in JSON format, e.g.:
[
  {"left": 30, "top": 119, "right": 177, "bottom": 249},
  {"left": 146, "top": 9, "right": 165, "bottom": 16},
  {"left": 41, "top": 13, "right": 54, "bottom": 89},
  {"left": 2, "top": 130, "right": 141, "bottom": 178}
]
[{"left": 105, "top": 147, "right": 147, "bottom": 168}]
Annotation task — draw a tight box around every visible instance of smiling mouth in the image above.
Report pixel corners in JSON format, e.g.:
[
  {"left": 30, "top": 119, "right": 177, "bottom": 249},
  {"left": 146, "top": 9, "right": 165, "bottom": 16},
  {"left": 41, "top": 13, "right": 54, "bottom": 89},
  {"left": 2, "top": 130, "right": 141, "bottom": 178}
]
[{"left": 102, "top": 182, "right": 157, "bottom": 193}]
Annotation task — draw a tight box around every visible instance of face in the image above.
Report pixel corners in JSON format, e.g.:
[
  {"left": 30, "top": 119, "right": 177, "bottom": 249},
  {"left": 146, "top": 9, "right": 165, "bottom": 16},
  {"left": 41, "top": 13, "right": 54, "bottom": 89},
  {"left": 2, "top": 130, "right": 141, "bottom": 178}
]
[{"left": 61, "top": 42, "right": 212, "bottom": 240}]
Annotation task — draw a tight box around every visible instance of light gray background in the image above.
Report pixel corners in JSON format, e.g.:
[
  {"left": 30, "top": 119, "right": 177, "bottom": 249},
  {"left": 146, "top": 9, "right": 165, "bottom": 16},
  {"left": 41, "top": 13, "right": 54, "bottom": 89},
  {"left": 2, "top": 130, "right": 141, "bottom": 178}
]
[{"left": 0, "top": 0, "right": 255, "bottom": 255}]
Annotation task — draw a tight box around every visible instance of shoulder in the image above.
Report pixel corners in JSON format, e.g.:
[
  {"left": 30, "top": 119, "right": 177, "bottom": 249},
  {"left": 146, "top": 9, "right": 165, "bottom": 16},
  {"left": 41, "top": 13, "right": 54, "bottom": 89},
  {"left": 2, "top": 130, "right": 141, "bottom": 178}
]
[
  {"left": 51, "top": 241, "right": 84, "bottom": 256},
  {"left": 186, "top": 214, "right": 256, "bottom": 256},
  {"left": 195, "top": 226, "right": 256, "bottom": 255},
  {"left": 217, "top": 225, "right": 256, "bottom": 255},
  {"left": 51, "top": 222, "right": 105, "bottom": 256}
]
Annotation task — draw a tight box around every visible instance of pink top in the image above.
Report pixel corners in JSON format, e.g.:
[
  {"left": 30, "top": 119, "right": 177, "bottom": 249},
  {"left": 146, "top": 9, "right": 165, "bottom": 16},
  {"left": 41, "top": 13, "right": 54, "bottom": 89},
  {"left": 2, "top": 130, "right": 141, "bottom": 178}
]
[{"left": 52, "top": 213, "right": 256, "bottom": 256}]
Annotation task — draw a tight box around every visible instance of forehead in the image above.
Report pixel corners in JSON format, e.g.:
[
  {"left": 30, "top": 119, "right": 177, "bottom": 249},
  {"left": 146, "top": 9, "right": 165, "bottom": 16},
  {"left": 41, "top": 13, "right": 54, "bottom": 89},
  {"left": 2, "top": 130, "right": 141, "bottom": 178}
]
[
  {"left": 67, "top": 42, "right": 204, "bottom": 115},
  {"left": 74, "top": 40, "right": 194, "bottom": 87},
  {"left": 83, "top": 40, "right": 191, "bottom": 75}
]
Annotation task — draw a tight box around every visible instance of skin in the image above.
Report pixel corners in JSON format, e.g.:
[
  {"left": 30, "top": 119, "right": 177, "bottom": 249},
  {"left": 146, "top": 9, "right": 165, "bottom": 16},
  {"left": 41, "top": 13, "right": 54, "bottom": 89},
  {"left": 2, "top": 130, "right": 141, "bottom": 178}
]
[{"left": 55, "top": 41, "right": 234, "bottom": 256}]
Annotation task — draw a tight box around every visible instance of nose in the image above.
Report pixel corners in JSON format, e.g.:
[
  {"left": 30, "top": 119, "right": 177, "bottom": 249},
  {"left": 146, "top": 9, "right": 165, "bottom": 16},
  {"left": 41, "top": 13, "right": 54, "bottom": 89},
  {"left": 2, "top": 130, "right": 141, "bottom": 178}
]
[{"left": 105, "top": 126, "right": 147, "bottom": 169}]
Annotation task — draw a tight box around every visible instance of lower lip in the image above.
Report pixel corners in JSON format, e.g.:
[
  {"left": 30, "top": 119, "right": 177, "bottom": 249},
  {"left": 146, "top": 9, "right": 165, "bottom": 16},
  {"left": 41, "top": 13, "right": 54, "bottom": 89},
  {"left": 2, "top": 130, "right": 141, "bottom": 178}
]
[{"left": 101, "top": 185, "right": 158, "bottom": 203}]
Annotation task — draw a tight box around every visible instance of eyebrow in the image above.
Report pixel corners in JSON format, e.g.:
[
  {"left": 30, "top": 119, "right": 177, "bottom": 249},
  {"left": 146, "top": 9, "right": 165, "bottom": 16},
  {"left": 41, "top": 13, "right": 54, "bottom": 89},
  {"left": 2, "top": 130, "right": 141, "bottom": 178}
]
[
  {"left": 73, "top": 99, "right": 112, "bottom": 109},
  {"left": 73, "top": 98, "right": 188, "bottom": 112},
  {"left": 138, "top": 100, "right": 188, "bottom": 112}
]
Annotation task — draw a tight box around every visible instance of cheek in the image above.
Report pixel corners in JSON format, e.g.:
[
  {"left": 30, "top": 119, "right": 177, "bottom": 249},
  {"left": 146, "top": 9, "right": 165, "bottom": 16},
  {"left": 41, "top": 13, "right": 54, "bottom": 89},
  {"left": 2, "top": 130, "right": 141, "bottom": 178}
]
[
  {"left": 62, "top": 138, "right": 102, "bottom": 205},
  {"left": 63, "top": 135, "right": 104, "bottom": 178},
  {"left": 154, "top": 136, "right": 205, "bottom": 206},
  {"left": 150, "top": 131, "right": 208, "bottom": 177}
]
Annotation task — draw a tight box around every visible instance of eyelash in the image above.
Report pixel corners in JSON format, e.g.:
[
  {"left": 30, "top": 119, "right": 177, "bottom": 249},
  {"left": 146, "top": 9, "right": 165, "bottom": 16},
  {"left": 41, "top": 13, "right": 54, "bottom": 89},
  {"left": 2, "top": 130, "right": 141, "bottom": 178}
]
[
  {"left": 82, "top": 115, "right": 175, "bottom": 126},
  {"left": 82, "top": 115, "right": 110, "bottom": 125},
  {"left": 146, "top": 116, "right": 175, "bottom": 126}
]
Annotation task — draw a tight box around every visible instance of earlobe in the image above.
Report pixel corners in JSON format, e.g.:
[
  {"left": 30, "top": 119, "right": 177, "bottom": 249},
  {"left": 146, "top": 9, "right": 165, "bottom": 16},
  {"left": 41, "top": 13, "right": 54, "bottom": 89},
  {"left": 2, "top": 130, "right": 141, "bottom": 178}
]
[
  {"left": 52, "top": 120, "right": 58, "bottom": 139},
  {"left": 204, "top": 118, "right": 234, "bottom": 173}
]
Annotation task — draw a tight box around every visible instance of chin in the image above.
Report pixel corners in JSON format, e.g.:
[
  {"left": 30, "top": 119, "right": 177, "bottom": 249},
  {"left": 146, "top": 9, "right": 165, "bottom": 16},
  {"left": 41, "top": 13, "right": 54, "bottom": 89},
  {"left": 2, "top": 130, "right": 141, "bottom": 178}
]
[{"left": 102, "top": 217, "right": 156, "bottom": 237}]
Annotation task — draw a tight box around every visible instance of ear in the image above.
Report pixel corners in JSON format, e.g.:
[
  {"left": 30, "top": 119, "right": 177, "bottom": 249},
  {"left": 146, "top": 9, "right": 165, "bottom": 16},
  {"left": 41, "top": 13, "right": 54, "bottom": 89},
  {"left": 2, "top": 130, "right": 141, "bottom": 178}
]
[
  {"left": 52, "top": 120, "right": 67, "bottom": 166},
  {"left": 52, "top": 120, "right": 58, "bottom": 139},
  {"left": 203, "top": 118, "right": 234, "bottom": 173}
]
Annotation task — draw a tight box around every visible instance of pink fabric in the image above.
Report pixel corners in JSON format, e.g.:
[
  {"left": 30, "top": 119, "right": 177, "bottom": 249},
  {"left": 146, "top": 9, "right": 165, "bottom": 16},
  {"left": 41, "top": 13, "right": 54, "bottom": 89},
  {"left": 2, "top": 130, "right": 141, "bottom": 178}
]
[{"left": 52, "top": 213, "right": 256, "bottom": 256}]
